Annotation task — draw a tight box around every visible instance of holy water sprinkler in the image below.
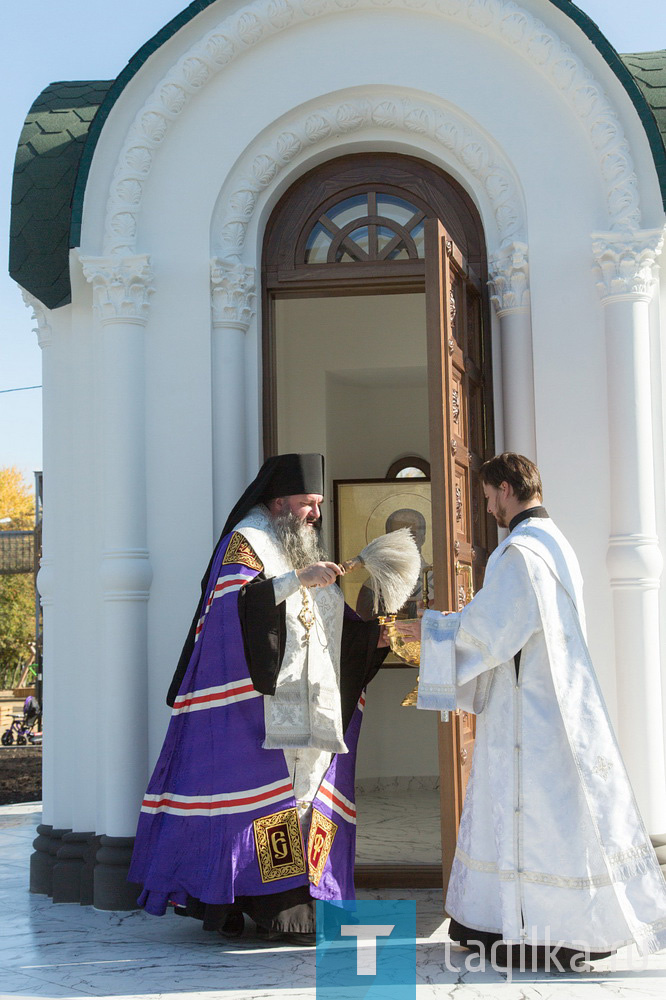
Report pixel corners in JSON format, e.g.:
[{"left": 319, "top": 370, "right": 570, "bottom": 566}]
[{"left": 340, "top": 526, "right": 421, "bottom": 615}]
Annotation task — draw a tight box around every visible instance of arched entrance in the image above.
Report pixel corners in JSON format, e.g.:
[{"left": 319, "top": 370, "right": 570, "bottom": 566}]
[{"left": 262, "top": 153, "right": 497, "bottom": 889}]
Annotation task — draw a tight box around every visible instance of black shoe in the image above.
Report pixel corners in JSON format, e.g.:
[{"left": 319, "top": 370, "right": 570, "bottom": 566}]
[
  {"left": 255, "top": 925, "right": 316, "bottom": 946},
  {"left": 556, "top": 947, "right": 614, "bottom": 971},
  {"left": 218, "top": 911, "right": 245, "bottom": 939}
]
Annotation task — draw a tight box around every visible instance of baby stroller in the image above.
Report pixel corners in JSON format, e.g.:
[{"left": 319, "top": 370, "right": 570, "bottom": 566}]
[{"left": 1, "top": 695, "right": 41, "bottom": 746}]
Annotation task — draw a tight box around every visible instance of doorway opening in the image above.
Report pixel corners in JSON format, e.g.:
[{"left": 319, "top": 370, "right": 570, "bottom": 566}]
[{"left": 262, "top": 153, "right": 496, "bottom": 888}]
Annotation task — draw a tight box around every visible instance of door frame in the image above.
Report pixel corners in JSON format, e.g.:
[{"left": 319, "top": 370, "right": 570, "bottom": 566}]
[{"left": 260, "top": 152, "right": 496, "bottom": 890}]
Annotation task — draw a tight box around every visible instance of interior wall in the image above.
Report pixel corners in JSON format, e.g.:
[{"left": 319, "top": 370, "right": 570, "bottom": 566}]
[
  {"left": 275, "top": 291, "right": 439, "bottom": 778},
  {"left": 276, "top": 293, "right": 429, "bottom": 529}
]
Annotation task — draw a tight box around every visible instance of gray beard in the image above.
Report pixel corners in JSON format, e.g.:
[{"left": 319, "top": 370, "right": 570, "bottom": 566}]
[{"left": 271, "top": 511, "right": 327, "bottom": 570}]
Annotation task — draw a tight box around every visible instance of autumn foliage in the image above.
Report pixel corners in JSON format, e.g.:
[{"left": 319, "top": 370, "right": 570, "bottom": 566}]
[{"left": 0, "top": 468, "right": 36, "bottom": 689}]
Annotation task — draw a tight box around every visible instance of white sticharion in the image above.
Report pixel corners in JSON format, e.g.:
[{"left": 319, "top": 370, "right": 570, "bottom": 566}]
[{"left": 418, "top": 517, "right": 666, "bottom": 956}]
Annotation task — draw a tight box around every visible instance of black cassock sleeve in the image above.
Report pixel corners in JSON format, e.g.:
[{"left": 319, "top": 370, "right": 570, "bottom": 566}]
[
  {"left": 236, "top": 573, "right": 286, "bottom": 695},
  {"left": 339, "top": 609, "right": 387, "bottom": 732},
  {"left": 237, "top": 578, "right": 387, "bottom": 730}
]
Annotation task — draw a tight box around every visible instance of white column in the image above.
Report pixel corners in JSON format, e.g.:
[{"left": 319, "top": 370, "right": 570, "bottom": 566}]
[
  {"left": 592, "top": 229, "right": 666, "bottom": 831},
  {"left": 488, "top": 242, "right": 537, "bottom": 460},
  {"left": 210, "top": 258, "right": 256, "bottom": 536},
  {"left": 21, "top": 293, "right": 58, "bottom": 825},
  {"left": 80, "top": 255, "right": 154, "bottom": 839}
]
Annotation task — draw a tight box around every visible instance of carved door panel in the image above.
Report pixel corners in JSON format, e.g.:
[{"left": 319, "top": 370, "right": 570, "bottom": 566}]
[{"left": 425, "top": 219, "right": 493, "bottom": 890}]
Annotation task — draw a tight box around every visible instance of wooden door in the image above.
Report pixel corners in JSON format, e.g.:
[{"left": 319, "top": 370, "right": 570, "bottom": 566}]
[{"left": 425, "top": 219, "right": 494, "bottom": 893}]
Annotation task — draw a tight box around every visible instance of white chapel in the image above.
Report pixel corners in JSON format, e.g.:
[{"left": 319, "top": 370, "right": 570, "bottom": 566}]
[{"left": 9, "top": 0, "right": 666, "bottom": 908}]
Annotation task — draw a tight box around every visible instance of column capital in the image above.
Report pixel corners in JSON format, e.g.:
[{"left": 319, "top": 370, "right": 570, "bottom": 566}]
[
  {"left": 591, "top": 229, "right": 664, "bottom": 302},
  {"left": 488, "top": 242, "right": 530, "bottom": 316},
  {"left": 79, "top": 253, "right": 154, "bottom": 325},
  {"left": 210, "top": 258, "right": 256, "bottom": 332},
  {"left": 21, "top": 289, "right": 53, "bottom": 348}
]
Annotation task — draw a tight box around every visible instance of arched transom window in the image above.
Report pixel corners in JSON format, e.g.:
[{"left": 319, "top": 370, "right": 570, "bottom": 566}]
[
  {"left": 304, "top": 192, "right": 426, "bottom": 264},
  {"left": 263, "top": 154, "right": 486, "bottom": 288}
]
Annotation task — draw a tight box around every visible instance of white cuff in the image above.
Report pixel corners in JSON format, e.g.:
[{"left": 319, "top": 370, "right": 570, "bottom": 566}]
[
  {"left": 417, "top": 610, "right": 460, "bottom": 712},
  {"left": 272, "top": 570, "right": 300, "bottom": 605}
]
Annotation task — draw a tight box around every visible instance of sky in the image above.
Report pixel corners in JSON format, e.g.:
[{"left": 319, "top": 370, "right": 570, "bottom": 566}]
[{"left": 1, "top": 0, "right": 665, "bottom": 485}]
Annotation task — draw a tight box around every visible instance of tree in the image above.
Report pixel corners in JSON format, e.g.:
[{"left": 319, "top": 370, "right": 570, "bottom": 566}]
[
  {"left": 0, "top": 575, "right": 35, "bottom": 689},
  {"left": 0, "top": 466, "right": 35, "bottom": 530},
  {"left": 0, "top": 468, "right": 36, "bottom": 690}
]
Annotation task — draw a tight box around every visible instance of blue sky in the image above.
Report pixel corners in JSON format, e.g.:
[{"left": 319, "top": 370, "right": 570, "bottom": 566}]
[{"left": 1, "top": 0, "right": 665, "bottom": 483}]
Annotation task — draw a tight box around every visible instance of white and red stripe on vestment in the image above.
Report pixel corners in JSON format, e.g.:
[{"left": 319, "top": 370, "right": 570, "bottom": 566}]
[
  {"left": 171, "top": 678, "right": 262, "bottom": 715},
  {"left": 194, "top": 571, "right": 255, "bottom": 642},
  {"left": 318, "top": 778, "right": 356, "bottom": 825},
  {"left": 141, "top": 777, "right": 294, "bottom": 817}
]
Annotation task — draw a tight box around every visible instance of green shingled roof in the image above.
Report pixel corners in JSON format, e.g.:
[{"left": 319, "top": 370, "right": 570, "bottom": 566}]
[
  {"left": 8, "top": 1, "right": 666, "bottom": 311},
  {"left": 10, "top": 81, "right": 112, "bottom": 309},
  {"left": 621, "top": 51, "right": 666, "bottom": 194}
]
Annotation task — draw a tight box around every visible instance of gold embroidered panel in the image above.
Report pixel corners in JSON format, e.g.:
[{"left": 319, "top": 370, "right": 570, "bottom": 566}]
[
  {"left": 253, "top": 807, "right": 306, "bottom": 883},
  {"left": 222, "top": 532, "right": 263, "bottom": 572},
  {"left": 308, "top": 809, "right": 337, "bottom": 886}
]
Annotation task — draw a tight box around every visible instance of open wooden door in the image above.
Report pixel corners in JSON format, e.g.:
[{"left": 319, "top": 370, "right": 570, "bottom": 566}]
[{"left": 425, "top": 219, "right": 495, "bottom": 897}]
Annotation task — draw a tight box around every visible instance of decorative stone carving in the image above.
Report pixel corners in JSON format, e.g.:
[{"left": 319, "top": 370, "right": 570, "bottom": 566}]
[
  {"left": 104, "top": 0, "right": 640, "bottom": 256},
  {"left": 21, "top": 290, "right": 52, "bottom": 348},
  {"left": 215, "top": 92, "right": 524, "bottom": 263},
  {"left": 79, "top": 255, "right": 154, "bottom": 325},
  {"left": 591, "top": 230, "right": 664, "bottom": 301},
  {"left": 210, "top": 259, "right": 257, "bottom": 331},
  {"left": 488, "top": 242, "right": 530, "bottom": 315}
]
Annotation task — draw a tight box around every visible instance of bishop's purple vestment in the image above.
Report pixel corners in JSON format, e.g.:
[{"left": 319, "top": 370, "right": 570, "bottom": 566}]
[{"left": 129, "top": 511, "right": 383, "bottom": 930}]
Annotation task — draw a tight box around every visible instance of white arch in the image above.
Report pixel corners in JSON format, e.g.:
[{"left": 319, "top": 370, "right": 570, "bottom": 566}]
[
  {"left": 101, "top": 0, "right": 641, "bottom": 255},
  {"left": 211, "top": 88, "right": 526, "bottom": 264}
]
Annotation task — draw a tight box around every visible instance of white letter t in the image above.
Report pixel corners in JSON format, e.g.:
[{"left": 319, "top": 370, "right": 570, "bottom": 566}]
[{"left": 340, "top": 924, "right": 395, "bottom": 975}]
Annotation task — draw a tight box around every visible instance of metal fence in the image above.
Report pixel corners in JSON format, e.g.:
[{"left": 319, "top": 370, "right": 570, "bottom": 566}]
[{"left": 0, "top": 531, "right": 35, "bottom": 575}]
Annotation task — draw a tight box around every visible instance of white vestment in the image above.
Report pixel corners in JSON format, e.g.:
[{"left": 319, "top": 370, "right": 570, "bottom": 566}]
[
  {"left": 235, "top": 505, "right": 346, "bottom": 755},
  {"left": 418, "top": 516, "right": 666, "bottom": 955}
]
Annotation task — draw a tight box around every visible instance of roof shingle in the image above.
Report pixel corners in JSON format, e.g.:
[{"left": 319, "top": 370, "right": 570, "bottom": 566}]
[{"left": 9, "top": 80, "right": 112, "bottom": 309}]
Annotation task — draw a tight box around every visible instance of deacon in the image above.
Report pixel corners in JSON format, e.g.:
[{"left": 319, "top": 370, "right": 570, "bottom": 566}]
[
  {"left": 397, "top": 453, "right": 666, "bottom": 969},
  {"left": 129, "top": 454, "right": 390, "bottom": 945}
]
